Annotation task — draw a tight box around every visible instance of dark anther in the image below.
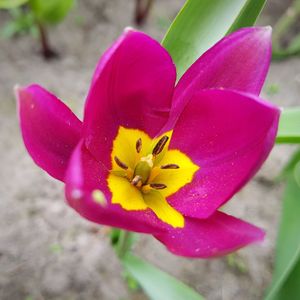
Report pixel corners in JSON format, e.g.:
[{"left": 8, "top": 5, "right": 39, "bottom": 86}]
[
  {"left": 114, "top": 156, "right": 128, "bottom": 170},
  {"left": 131, "top": 175, "right": 142, "bottom": 186},
  {"left": 161, "top": 164, "right": 180, "bottom": 169},
  {"left": 152, "top": 135, "right": 169, "bottom": 156},
  {"left": 150, "top": 183, "right": 167, "bottom": 190},
  {"left": 136, "top": 138, "right": 142, "bottom": 153}
]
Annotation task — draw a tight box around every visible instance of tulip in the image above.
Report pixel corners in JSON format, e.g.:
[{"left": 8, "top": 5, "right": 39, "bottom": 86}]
[{"left": 17, "top": 27, "right": 280, "bottom": 257}]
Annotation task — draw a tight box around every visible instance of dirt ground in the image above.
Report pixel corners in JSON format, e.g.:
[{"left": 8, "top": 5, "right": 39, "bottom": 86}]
[{"left": 0, "top": 0, "right": 300, "bottom": 299}]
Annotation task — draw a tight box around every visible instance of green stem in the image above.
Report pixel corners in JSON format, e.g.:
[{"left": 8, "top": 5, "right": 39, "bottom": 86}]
[{"left": 116, "top": 230, "right": 133, "bottom": 258}]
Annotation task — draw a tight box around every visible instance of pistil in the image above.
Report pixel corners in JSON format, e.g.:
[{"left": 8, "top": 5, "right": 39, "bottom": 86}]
[{"left": 133, "top": 159, "right": 152, "bottom": 184}]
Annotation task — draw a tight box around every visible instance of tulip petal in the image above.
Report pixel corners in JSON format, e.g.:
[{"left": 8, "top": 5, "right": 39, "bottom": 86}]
[
  {"left": 155, "top": 211, "right": 265, "bottom": 258},
  {"left": 65, "top": 141, "right": 169, "bottom": 234},
  {"left": 16, "top": 84, "right": 82, "bottom": 181},
  {"left": 83, "top": 29, "right": 176, "bottom": 168},
  {"left": 172, "top": 27, "right": 272, "bottom": 119},
  {"left": 167, "top": 89, "right": 280, "bottom": 219}
]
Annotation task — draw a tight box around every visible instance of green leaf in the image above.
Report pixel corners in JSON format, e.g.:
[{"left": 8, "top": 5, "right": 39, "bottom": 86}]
[
  {"left": 1, "top": 8, "right": 35, "bottom": 38},
  {"left": 123, "top": 254, "right": 204, "bottom": 300},
  {"left": 272, "top": 259, "right": 300, "bottom": 300},
  {"left": 110, "top": 228, "right": 121, "bottom": 246},
  {"left": 287, "top": 33, "right": 300, "bottom": 55},
  {"left": 162, "top": 0, "right": 264, "bottom": 79},
  {"left": 276, "top": 107, "right": 300, "bottom": 143},
  {"left": 29, "top": 0, "right": 74, "bottom": 24},
  {"left": 293, "top": 160, "right": 300, "bottom": 187},
  {"left": 227, "top": 0, "right": 267, "bottom": 34},
  {"left": 115, "top": 231, "right": 138, "bottom": 258},
  {"left": 0, "top": 0, "right": 28, "bottom": 9},
  {"left": 264, "top": 175, "right": 300, "bottom": 299},
  {"left": 279, "top": 148, "right": 300, "bottom": 180}
]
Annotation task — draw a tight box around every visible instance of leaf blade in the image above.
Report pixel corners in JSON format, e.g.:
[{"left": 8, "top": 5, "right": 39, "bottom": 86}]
[
  {"left": 162, "top": 0, "right": 268, "bottom": 79},
  {"left": 276, "top": 107, "right": 300, "bottom": 143},
  {"left": 272, "top": 259, "right": 300, "bottom": 300},
  {"left": 123, "top": 254, "right": 204, "bottom": 300},
  {"left": 227, "top": 0, "right": 267, "bottom": 34},
  {"left": 162, "top": 0, "right": 249, "bottom": 79},
  {"left": 264, "top": 175, "right": 300, "bottom": 299},
  {"left": 0, "top": 0, "right": 28, "bottom": 9}
]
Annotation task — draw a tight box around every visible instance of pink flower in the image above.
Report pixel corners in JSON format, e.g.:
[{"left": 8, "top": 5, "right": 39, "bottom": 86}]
[{"left": 16, "top": 27, "right": 280, "bottom": 258}]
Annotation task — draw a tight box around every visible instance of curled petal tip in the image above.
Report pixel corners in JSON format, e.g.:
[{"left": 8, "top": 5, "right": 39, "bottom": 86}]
[
  {"left": 259, "top": 229, "right": 266, "bottom": 241},
  {"left": 253, "top": 226, "right": 266, "bottom": 243},
  {"left": 124, "top": 26, "right": 135, "bottom": 34},
  {"left": 264, "top": 25, "right": 272, "bottom": 31},
  {"left": 14, "top": 84, "right": 24, "bottom": 99},
  {"left": 258, "top": 25, "right": 272, "bottom": 37},
  {"left": 14, "top": 84, "right": 21, "bottom": 93}
]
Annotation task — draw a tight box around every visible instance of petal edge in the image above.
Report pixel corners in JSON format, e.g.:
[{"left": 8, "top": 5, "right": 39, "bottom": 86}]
[{"left": 16, "top": 84, "right": 82, "bottom": 181}]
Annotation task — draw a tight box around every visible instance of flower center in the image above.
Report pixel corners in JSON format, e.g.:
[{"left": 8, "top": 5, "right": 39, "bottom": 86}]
[
  {"left": 106, "top": 126, "right": 199, "bottom": 228},
  {"left": 113, "top": 135, "right": 180, "bottom": 194}
]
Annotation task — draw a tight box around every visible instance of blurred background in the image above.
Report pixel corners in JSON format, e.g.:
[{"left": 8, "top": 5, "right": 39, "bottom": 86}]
[{"left": 0, "top": 0, "right": 299, "bottom": 299}]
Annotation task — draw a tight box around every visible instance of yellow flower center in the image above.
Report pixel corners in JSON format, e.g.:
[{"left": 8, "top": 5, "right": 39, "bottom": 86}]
[{"left": 103, "top": 127, "right": 199, "bottom": 228}]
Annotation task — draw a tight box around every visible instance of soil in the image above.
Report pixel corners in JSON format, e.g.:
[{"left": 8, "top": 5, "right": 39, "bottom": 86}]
[{"left": 0, "top": 0, "right": 300, "bottom": 299}]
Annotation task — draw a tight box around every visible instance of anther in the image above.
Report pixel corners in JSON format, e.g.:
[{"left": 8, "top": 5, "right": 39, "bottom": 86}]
[
  {"left": 114, "top": 156, "right": 128, "bottom": 170},
  {"left": 150, "top": 183, "right": 167, "bottom": 190},
  {"left": 161, "top": 164, "right": 179, "bottom": 169},
  {"left": 131, "top": 175, "right": 142, "bottom": 186},
  {"left": 136, "top": 138, "right": 142, "bottom": 153},
  {"left": 152, "top": 136, "right": 169, "bottom": 156}
]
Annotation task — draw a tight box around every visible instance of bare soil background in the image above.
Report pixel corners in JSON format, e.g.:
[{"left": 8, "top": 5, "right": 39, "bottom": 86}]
[{"left": 0, "top": 0, "right": 299, "bottom": 299}]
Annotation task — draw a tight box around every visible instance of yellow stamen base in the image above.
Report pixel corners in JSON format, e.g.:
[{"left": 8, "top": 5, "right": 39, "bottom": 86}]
[{"left": 107, "top": 126, "right": 199, "bottom": 228}]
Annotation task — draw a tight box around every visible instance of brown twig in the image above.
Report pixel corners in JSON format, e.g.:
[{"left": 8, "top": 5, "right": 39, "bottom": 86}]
[
  {"left": 135, "top": 0, "right": 154, "bottom": 25},
  {"left": 37, "top": 21, "right": 58, "bottom": 60}
]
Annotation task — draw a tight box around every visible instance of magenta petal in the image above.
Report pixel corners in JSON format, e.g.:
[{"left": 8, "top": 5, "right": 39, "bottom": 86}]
[
  {"left": 83, "top": 28, "right": 176, "bottom": 168},
  {"left": 155, "top": 212, "right": 265, "bottom": 258},
  {"left": 172, "top": 27, "right": 272, "bottom": 119},
  {"left": 16, "top": 84, "right": 82, "bottom": 181},
  {"left": 167, "top": 89, "right": 280, "bottom": 219},
  {"left": 65, "top": 141, "right": 168, "bottom": 234}
]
